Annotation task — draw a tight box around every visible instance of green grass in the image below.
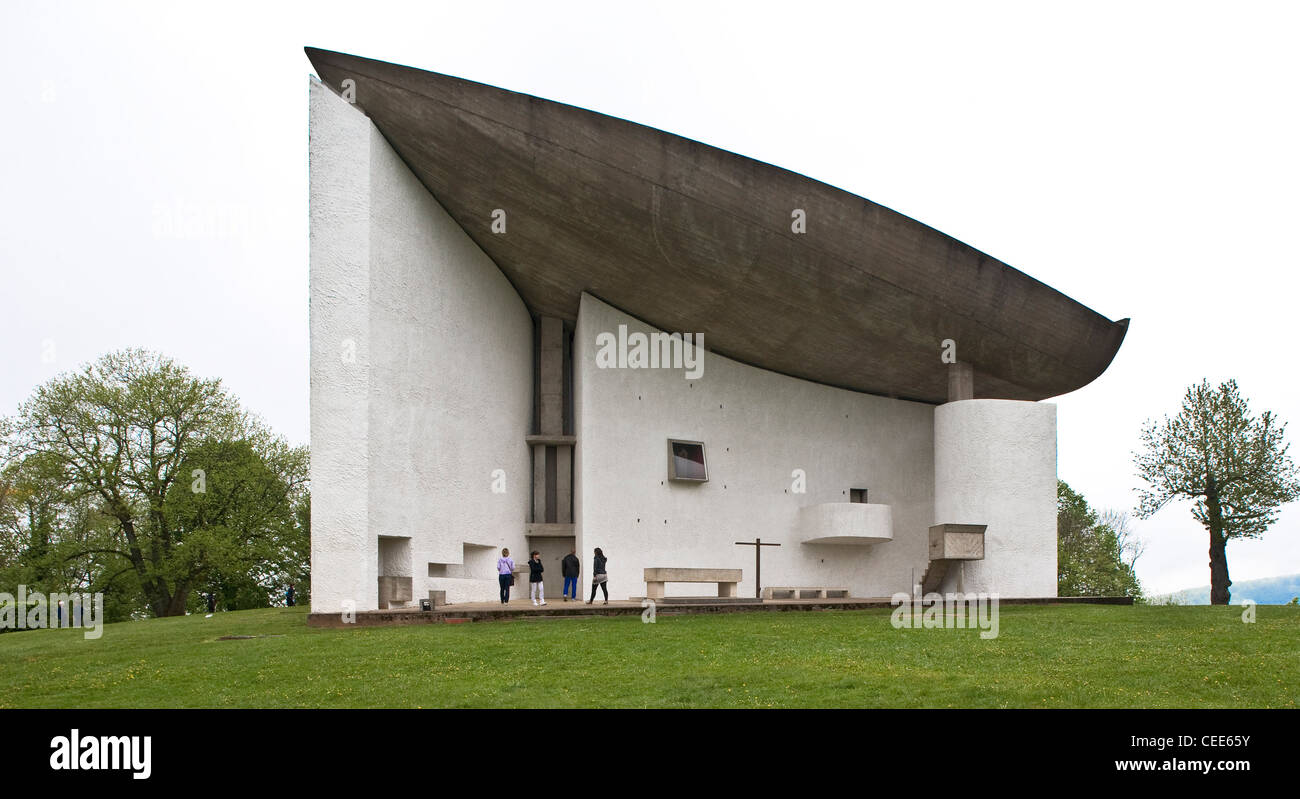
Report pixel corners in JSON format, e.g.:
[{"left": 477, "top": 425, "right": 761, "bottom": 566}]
[{"left": 1, "top": 604, "right": 1296, "bottom": 708}]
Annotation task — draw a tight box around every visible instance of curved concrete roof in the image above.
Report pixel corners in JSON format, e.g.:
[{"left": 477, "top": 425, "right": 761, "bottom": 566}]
[{"left": 306, "top": 47, "right": 1128, "bottom": 404}]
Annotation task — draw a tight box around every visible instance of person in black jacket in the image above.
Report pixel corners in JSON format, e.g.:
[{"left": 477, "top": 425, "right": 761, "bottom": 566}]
[
  {"left": 586, "top": 547, "right": 609, "bottom": 605},
  {"left": 528, "top": 550, "right": 546, "bottom": 606},
  {"left": 561, "top": 549, "right": 580, "bottom": 601}
]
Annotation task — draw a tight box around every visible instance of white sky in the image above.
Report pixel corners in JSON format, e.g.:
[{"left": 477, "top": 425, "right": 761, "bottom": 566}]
[{"left": 2, "top": 1, "right": 1296, "bottom": 595}]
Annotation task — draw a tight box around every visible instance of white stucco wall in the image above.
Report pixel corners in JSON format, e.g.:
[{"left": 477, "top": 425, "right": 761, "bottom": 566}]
[
  {"left": 574, "top": 293, "right": 936, "bottom": 600},
  {"left": 934, "top": 399, "right": 1058, "bottom": 597},
  {"left": 309, "top": 77, "right": 375, "bottom": 615},
  {"left": 309, "top": 78, "right": 532, "bottom": 611}
]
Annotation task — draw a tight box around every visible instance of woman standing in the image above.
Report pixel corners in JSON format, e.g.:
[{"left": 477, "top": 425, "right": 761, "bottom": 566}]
[
  {"left": 497, "top": 548, "right": 515, "bottom": 604},
  {"left": 586, "top": 547, "right": 609, "bottom": 605},
  {"left": 528, "top": 550, "right": 547, "bottom": 606}
]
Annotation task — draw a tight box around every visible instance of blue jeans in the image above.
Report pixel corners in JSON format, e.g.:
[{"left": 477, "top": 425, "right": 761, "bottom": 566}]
[
  {"left": 499, "top": 574, "right": 512, "bottom": 603},
  {"left": 563, "top": 576, "right": 578, "bottom": 599}
]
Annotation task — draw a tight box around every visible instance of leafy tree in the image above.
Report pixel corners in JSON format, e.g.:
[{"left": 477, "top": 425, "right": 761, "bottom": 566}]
[
  {"left": 0, "top": 451, "right": 65, "bottom": 586},
  {"left": 0, "top": 450, "right": 149, "bottom": 623},
  {"left": 1098, "top": 508, "right": 1145, "bottom": 574},
  {"left": 1058, "top": 480, "right": 1143, "bottom": 598},
  {"left": 1, "top": 349, "right": 308, "bottom": 617},
  {"left": 166, "top": 438, "right": 308, "bottom": 611},
  {"left": 1134, "top": 379, "right": 1300, "bottom": 604}
]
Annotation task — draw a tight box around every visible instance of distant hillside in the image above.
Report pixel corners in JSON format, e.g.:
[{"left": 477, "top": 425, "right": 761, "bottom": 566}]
[{"left": 1162, "top": 574, "right": 1300, "bottom": 605}]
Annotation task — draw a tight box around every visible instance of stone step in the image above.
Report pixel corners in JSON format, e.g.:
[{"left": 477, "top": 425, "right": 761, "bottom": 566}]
[{"left": 921, "top": 560, "right": 950, "bottom": 594}]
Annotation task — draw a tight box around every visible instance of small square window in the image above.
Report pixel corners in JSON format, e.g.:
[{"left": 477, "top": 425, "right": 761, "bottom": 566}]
[
  {"left": 667, "top": 439, "right": 708, "bottom": 482},
  {"left": 850, "top": 488, "right": 868, "bottom": 503}
]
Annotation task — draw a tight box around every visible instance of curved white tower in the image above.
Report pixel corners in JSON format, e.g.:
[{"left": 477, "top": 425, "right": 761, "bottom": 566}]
[{"left": 934, "top": 399, "right": 1058, "bottom": 596}]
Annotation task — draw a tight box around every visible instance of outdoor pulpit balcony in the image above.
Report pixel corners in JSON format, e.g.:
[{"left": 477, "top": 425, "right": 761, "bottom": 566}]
[
  {"left": 928, "top": 524, "right": 987, "bottom": 561},
  {"left": 799, "top": 502, "right": 894, "bottom": 545}
]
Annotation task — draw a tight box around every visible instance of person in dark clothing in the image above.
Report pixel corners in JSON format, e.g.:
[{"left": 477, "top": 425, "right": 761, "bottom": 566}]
[
  {"left": 561, "top": 549, "right": 581, "bottom": 601},
  {"left": 528, "top": 550, "right": 546, "bottom": 606},
  {"left": 206, "top": 593, "right": 216, "bottom": 614},
  {"left": 586, "top": 547, "right": 609, "bottom": 604},
  {"left": 286, "top": 584, "right": 296, "bottom": 607}
]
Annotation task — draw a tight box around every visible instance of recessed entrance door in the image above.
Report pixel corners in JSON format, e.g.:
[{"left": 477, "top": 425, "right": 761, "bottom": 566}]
[{"left": 527, "top": 535, "right": 577, "bottom": 601}]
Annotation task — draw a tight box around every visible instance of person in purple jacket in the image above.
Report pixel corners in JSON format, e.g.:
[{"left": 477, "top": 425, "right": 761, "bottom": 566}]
[{"left": 497, "top": 548, "right": 516, "bottom": 604}]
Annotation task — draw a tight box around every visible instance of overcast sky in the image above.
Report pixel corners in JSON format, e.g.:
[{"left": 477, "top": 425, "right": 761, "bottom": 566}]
[{"left": 3, "top": 1, "right": 1296, "bottom": 595}]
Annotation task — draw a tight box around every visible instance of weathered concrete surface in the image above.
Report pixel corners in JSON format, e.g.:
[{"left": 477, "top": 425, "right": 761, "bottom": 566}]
[
  {"left": 643, "top": 568, "right": 744, "bottom": 582},
  {"left": 377, "top": 576, "right": 412, "bottom": 609},
  {"left": 304, "top": 47, "right": 1128, "bottom": 405},
  {"left": 928, "top": 523, "right": 987, "bottom": 560},
  {"left": 947, "top": 362, "right": 975, "bottom": 402},
  {"left": 644, "top": 567, "right": 742, "bottom": 599}
]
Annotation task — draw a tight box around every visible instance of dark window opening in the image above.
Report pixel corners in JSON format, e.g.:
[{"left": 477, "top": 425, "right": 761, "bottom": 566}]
[{"left": 667, "top": 439, "right": 708, "bottom": 482}]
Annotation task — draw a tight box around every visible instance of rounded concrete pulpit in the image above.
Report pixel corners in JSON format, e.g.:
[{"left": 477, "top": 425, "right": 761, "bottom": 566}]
[{"left": 799, "top": 502, "right": 893, "bottom": 545}]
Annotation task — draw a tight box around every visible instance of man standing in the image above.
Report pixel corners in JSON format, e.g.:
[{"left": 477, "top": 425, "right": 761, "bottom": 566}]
[{"left": 561, "top": 549, "right": 581, "bottom": 602}]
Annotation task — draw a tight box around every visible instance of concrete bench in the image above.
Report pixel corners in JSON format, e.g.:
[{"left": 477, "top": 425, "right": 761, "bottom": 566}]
[
  {"left": 644, "top": 567, "right": 742, "bottom": 599},
  {"left": 762, "top": 586, "right": 849, "bottom": 600}
]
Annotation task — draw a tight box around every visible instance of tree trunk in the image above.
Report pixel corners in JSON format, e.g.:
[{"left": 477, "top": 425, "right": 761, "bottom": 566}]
[
  {"left": 1206, "top": 476, "right": 1232, "bottom": 605},
  {"left": 117, "top": 516, "right": 170, "bottom": 617},
  {"left": 1208, "top": 527, "right": 1231, "bottom": 605},
  {"left": 165, "top": 584, "right": 190, "bottom": 616}
]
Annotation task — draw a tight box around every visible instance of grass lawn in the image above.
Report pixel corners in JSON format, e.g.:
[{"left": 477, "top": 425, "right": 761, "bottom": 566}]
[{"left": 0, "top": 604, "right": 1296, "bottom": 708}]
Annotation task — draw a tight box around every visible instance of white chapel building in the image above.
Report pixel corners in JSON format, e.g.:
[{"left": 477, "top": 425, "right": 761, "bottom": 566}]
[{"left": 305, "top": 48, "right": 1128, "bottom": 612}]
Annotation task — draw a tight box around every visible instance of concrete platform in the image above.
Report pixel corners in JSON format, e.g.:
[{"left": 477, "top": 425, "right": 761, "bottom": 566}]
[
  {"left": 650, "top": 596, "right": 763, "bottom": 605},
  {"left": 306, "top": 595, "right": 1134, "bottom": 628}
]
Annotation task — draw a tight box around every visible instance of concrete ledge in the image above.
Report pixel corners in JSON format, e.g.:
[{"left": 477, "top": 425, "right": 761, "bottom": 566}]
[
  {"left": 525, "top": 523, "right": 575, "bottom": 537},
  {"left": 306, "top": 595, "right": 1134, "bottom": 627},
  {"left": 524, "top": 434, "right": 576, "bottom": 447}
]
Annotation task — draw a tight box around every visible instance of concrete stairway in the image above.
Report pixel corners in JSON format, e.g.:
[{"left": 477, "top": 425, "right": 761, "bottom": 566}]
[
  {"left": 920, "top": 524, "right": 987, "bottom": 594},
  {"left": 919, "top": 559, "right": 951, "bottom": 594}
]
